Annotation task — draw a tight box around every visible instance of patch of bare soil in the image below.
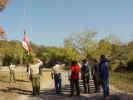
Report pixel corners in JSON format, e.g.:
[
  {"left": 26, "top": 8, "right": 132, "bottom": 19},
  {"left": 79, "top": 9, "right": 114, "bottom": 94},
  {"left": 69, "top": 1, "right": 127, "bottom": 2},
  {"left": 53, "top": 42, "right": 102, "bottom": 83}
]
[
  {"left": 0, "top": 70, "right": 54, "bottom": 100},
  {"left": 0, "top": 71, "right": 31, "bottom": 100},
  {"left": 110, "top": 79, "right": 133, "bottom": 94}
]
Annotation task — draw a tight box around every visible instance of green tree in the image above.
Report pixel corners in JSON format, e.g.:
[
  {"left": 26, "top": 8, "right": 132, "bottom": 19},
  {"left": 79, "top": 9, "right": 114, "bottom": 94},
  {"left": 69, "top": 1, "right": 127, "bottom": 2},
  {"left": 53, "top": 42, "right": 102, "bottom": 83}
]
[{"left": 64, "top": 29, "right": 97, "bottom": 57}]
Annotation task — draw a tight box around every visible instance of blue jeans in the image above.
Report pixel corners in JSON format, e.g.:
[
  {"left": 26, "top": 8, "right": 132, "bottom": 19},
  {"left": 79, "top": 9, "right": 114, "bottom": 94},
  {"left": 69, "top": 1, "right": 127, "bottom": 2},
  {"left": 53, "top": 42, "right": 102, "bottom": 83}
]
[
  {"left": 54, "top": 73, "right": 62, "bottom": 93},
  {"left": 101, "top": 79, "right": 109, "bottom": 97}
]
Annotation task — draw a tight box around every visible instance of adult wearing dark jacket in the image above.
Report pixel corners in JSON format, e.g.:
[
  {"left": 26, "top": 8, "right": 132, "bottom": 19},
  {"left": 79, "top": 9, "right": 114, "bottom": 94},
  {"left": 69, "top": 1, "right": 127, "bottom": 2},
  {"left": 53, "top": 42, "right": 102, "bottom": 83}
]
[
  {"left": 81, "top": 59, "right": 90, "bottom": 93},
  {"left": 92, "top": 59, "right": 100, "bottom": 93},
  {"left": 99, "top": 55, "right": 110, "bottom": 100}
]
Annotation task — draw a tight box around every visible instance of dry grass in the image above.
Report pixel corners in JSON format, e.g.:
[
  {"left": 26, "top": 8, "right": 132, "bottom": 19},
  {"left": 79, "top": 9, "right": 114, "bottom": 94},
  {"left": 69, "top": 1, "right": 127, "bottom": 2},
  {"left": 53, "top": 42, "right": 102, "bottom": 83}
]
[
  {"left": 0, "top": 71, "right": 31, "bottom": 100},
  {"left": 0, "top": 72, "right": 19, "bottom": 100},
  {"left": 110, "top": 72, "right": 133, "bottom": 94},
  {"left": 0, "top": 72, "right": 29, "bottom": 100},
  {"left": 0, "top": 71, "right": 52, "bottom": 100}
]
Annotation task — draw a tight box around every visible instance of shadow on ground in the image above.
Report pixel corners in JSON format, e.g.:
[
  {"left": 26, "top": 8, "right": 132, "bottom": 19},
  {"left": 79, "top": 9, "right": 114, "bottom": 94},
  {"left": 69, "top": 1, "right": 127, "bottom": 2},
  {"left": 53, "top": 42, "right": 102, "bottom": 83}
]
[
  {"left": 31, "top": 84, "right": 133, "bottom": 100},
  {"left": 0, "top": 79, "right": 29, "bottom": 83},
  {"left": 37, "top": 91, "right": 133, "bottom": 100},
  {"left": 0, "top": 87, "right": 32, "bottom": 96},
  {"left": 0, "top": 79, "right": 9, "bottom": 83},
  {"left": 31, "top": 85, "right": 133, "bottom": 100},
  {"left": 0, "top": 83, "right": 133, "bottom": 100},
  {"left": 8, "top": 87, "right": 31, "bottom": 95},
  {"left": 15, "top": 79, "right": 29, "bottom": 82}
]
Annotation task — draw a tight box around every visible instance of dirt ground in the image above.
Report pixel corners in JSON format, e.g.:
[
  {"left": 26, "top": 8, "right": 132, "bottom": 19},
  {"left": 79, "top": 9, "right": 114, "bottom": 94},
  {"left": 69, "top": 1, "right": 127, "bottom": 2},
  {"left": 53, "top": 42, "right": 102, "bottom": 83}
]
[
  {"left": 0, "top": 71, "right": 31, "bottom": 100},
  {"left": 0, "top": 69, "right": 58, "bottom": 100},
  {"left": 0, "top": 68, "right": 133, "bottom": 100}
]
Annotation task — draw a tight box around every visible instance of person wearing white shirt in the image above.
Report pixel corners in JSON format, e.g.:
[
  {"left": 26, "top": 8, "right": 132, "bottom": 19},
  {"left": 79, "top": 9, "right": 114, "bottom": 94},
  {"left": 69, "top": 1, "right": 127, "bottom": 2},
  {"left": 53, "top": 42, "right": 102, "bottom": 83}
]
[
  {"left": 29, "top": 58, "right": 43, "bottom": 96},
  {"left": 9, "top": 63, "right": 16, "bottom": 83},
  {"left": 51, "top": 62, "right": 63, "bottom": 94}
]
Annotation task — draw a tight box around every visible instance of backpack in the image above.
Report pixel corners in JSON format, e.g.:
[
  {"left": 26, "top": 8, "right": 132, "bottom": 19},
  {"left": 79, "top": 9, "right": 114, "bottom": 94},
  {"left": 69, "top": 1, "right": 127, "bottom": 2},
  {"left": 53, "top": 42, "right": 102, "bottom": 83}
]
[{"left": 82, "top": 64, "right": 89, "bottom": 73}]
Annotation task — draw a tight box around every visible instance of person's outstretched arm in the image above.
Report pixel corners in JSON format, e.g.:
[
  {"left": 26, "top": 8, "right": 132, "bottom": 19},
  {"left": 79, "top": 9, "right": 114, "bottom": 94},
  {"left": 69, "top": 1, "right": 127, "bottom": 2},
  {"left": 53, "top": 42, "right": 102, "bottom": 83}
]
[{"left": 38, "top": 59, "right": 43, "bottom": 66}]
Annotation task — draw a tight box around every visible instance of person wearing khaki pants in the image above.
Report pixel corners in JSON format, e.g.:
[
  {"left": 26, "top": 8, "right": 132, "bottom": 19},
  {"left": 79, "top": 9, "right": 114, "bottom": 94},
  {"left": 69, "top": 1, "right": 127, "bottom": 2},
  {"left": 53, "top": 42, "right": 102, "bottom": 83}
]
[
  {"left": 29, "top": 58, "right": 43, "bottom": 96},
  {"left": 9, "top": 63, "right": 16, "bottom": 83},
  {"left": 31, "top": 74, "right": 40, "bottom": 95}
]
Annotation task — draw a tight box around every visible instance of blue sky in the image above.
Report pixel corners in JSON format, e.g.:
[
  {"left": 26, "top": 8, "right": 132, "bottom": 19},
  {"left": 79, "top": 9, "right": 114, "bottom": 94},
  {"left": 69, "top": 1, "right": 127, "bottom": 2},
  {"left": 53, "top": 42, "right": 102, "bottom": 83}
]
[{"left": 0, "top": 0, "right": 133, "bottom": 46}]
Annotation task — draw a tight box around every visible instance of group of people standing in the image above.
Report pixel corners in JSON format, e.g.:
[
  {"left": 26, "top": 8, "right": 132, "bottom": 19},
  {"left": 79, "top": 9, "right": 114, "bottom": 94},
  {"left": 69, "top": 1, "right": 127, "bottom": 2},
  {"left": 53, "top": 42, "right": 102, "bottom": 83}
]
[
  {"left": 50, "top": 55, "right": 110, "bottom": 100},
  {"left": 71, "top": 55, "right": 110, "bottom": 100},
  {"left": 9, "top": 54, "right": 110, "bottom": 100}
]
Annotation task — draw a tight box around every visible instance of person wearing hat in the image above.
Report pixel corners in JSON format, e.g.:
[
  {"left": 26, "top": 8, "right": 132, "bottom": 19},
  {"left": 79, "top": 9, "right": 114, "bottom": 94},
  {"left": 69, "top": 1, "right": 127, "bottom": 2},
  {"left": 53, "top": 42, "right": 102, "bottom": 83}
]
[{"left": 29, "top": 58, "right": 43, "bottom": 96}]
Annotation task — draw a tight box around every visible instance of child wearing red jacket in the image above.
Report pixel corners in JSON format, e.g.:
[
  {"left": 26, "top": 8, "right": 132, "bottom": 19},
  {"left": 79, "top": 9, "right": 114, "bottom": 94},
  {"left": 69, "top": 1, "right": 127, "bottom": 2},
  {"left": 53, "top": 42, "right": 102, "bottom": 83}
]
[{"left": 70, "top": 60, "right": 80, "bottom": 96}]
